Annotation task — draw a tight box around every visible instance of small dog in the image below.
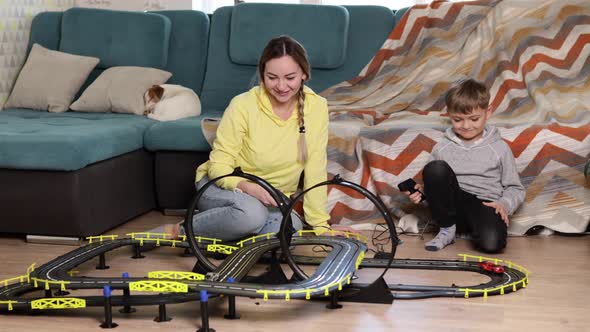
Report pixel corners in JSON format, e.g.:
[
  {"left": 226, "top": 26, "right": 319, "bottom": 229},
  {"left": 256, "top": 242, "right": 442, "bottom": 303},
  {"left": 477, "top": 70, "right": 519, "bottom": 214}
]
[{"left": 144, "top": 84, "right": 201, "bottom": 121}]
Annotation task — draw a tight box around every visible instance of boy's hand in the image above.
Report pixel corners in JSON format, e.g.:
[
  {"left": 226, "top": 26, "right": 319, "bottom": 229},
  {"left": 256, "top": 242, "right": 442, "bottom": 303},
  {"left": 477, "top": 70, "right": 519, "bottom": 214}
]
[
  {"left": 483, "top": 201, "right": 509, "bottom": 226},
  {"left": 238, "top": 181, "right": 278, "bottom": 207},
  {"left": 402, "top": 183, "right": 424, "bottom": 204}
]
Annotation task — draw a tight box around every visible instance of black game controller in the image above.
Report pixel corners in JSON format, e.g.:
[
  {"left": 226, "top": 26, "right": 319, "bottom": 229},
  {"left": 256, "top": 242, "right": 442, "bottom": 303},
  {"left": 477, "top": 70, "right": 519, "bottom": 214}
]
[{"left": 397, "top": 178, "right": 426, "bottom": 202}]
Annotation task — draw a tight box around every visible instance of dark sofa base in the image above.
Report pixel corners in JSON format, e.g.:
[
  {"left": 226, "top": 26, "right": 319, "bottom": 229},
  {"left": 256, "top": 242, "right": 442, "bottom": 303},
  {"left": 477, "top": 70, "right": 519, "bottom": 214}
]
[
  {"left": 154, "top": 151, "right": 209, "bottom": 210},
  {"left": 0, "top": 149, "right": 156, "bottom": 237}
]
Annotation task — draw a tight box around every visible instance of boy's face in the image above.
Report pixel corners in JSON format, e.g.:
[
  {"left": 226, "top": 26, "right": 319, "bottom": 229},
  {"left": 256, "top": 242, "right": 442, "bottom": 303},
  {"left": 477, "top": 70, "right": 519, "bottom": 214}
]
[{"left": 449, "top": 106, "right": 492, "bottom": 142}]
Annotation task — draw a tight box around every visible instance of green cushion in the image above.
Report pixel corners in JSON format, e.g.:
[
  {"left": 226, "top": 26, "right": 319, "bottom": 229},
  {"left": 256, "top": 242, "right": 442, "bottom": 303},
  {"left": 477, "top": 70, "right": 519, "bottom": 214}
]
[
  {"left": 153, "top": 10, "right": 210, "bottom": 95},
  {"left": 144, "top": 110, "right": 225, "bottom": 152},
  {"left": 29, "top": 12, "right": 63, "bottom": 51},
  {"left": 201, "top": 5, "right": 395, "bottom": 113},
  {"left": 394, "top": 7, "right": 410, "bottom": 26},
  {"left": 0, "top": 110, "right": 154, "bottom": 171},
  {"left": 59, "top": 8, "right": 171, "bottom": 69},
  {"left": 200, "top": 7, "right": 245, "bottom": 113},
  {"left": 229, "top": 3, "right": 349, "bottom": 69},
  {"left": 30, "top": 9, "right": 208, "bottom": 99}
]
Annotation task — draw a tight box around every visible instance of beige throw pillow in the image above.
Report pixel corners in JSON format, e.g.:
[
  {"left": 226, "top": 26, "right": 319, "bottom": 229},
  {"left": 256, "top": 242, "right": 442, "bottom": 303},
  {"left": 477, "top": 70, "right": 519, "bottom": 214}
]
[
  {"left": 4, "top": 43, "right": 99, "bottom": 113},
  {"left": 70, "top": 66, "right": 172, "bottom": 115}
]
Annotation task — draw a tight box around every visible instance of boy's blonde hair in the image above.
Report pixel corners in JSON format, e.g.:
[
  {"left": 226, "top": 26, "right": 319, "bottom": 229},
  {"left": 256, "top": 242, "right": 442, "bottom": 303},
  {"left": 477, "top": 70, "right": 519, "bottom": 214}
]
[{"left": 445, "top": 79, "right": 490, "bottom": 114}]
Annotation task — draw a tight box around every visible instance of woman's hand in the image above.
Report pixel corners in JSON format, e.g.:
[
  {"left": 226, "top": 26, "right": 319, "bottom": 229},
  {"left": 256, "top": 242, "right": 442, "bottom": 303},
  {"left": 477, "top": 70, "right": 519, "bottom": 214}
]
[
  {"left": 237, "top": 181, "right": 278, "bottom": 207},
  {"left": 483, "top": 201, "right": 509, "bottom": 226},
  {"left": 402, "top": 183, "right": 424, "bottom": 204}
]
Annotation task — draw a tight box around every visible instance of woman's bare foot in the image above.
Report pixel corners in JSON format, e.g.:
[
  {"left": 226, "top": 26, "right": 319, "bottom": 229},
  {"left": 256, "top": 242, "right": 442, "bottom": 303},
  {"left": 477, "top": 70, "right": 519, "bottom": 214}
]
[
  {"left": 163, "top": 223, "right": 182, "bottom": 239},
  {"left": 331, "top": 224, "right": 358, "bottom": 233},
  {"left": 315, "top": 224, "right": 361, "bottom": 237}
]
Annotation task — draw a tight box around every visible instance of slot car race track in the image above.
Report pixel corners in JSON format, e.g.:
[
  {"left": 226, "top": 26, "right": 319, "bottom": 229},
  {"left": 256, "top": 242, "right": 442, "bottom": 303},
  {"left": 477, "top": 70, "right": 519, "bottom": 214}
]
[
  {"left": 0, "top": 233, "right": 367, "bottom": 311},
  {"left": 0, "top": 170, "right": 529, "bottom": 322},
  {"left": 293, "top": 254, "right": 529, "bottom": 299},
  {"left": 0, "top": 234, "right": 529, "bottom": 312}
]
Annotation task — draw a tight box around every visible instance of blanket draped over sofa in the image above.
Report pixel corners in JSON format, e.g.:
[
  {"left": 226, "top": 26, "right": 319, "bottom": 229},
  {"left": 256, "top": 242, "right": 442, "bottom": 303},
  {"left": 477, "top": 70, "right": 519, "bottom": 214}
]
[
  {"left": 203, "top": 0, "right": 590, "bottom": 235},
  {"left": 321, "top": 0, "right": 590, "bottom": 235}
]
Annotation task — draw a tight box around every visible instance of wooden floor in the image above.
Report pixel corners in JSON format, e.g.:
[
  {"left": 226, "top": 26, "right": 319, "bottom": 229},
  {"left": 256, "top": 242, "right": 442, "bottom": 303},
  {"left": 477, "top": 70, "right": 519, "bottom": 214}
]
[{"left": 0, "top": 211, "right": 589, "bottom": 332}]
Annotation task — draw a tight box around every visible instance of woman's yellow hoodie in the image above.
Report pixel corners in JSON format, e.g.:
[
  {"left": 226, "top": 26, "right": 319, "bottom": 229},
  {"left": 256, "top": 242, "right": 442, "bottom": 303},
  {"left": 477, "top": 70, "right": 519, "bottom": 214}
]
[{"left": 196, "top": 85, "right": 330, "bottom": 230}]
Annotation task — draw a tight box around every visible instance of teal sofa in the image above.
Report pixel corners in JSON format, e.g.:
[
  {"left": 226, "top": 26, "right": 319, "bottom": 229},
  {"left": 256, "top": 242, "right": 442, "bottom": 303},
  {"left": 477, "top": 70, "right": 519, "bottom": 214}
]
[{"left": 0, "top": 4, "right": 408, "bottom": 237}]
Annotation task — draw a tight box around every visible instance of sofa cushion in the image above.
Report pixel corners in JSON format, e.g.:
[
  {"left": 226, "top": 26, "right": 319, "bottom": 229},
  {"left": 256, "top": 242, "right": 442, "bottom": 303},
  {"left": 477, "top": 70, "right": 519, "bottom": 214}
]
[
  {"left": 394, "top": 7, "right": 410, "bottom": 26},
  {"left": 4, "top": 44, "right": 99, "bottom": 113},
  {"left": 70, "top": 66, "right": 172, "bottom": 115},
  {"left": 228, "top": 3, "right": 349, "bottom": 69},
  {"left": 59, "top": 8, "right": 171, "bottom": 69},
  {"left": 0, "top": 109, "right": 154, "bottom": 171},
  {"left": 201, "top": 5, "right": 394, "bottom": 114},
  {"left": 153, "top": 10, "right": 210, "bottom": 95},
  {"left": 143, "top": 110, "right": 225, "bottom": 152},
  {"left": 29, "top": 12, "right": 63, "bottom": 51}
]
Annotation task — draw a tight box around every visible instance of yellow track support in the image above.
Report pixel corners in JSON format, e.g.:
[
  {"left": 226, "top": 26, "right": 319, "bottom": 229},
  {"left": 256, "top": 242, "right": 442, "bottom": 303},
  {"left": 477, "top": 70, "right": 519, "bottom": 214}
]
[
  {"left": 459, "top": 277, "right": 528, "bottom": 299},
  {"left": 257, "top": 273, "right": 353, "bottom": 301},
  {"left": 128, "top": 232, "right": 183, "bottom": 247},
  {"left": 30, "top": 298, "right": 86, "bottom": 310},
  {"left": 178, "top": 235, "right": 222, "bottom": 244},
  {"left": 134, "top": 237, "right": 183, "bottom": 248},
  {"left": 1, "top": 263, "right": 38, "bottom": 287},
  {"left": 356, "top": 251, "right": 365, "bottom": 269},
  {"left": 296, "top": 229, "right": 368, "bottom": 243},
  {"left": 1, "top": 275, "right": 29, "bottom": 287},
  {"left": 30, "top": 278, "right": 70, "bottom": 291},
  {"left": 236, "top": 233, "right": 275, "bottom": 247},
  {"left": 127, "top": 232, "right": 172, "bottom": 240},
  {"left": 457, "top": 253, "right": 530, "bottom": 299},
  {"left": 257, "top": 287, "right": 318, "bottom": 302},
  {"left": 322, "top": 273, "right": 353, "bottom": 294},
  {"left": 0, "top": 300, "right": 19, "bottom": 311},
  {"left": 207, "top": 244, "right": 239, "bottom": 255},
  {"left": 27, "top": 263, "right": 36, "bottom": 276},
  {"left": 85, "top": 234, "right": 118, "bottom": 244},
  {"left": 129, "top": 280, "right": 188, "bottom": 293},
  {"left": 148, "top": 271, "right": 205, "bottom": 281}
]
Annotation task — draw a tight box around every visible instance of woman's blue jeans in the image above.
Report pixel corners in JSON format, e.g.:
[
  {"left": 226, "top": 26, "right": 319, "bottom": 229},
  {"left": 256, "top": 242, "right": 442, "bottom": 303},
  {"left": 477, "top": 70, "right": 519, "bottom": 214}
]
[{"left": 192, "top": 177, "right": 303, "bottom": 242}]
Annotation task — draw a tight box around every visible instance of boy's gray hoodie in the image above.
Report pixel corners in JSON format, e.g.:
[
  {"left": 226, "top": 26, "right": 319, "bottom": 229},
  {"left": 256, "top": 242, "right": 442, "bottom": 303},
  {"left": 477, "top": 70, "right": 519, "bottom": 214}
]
[{"left": 429, "top": 125, "right": 525, "bottom": 215}]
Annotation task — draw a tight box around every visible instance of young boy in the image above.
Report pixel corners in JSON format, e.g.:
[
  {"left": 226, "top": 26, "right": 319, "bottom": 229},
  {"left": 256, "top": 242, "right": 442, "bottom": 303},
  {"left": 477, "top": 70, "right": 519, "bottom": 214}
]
[{"left": 403, "top": 79, "right": 525, "bottom": 253}]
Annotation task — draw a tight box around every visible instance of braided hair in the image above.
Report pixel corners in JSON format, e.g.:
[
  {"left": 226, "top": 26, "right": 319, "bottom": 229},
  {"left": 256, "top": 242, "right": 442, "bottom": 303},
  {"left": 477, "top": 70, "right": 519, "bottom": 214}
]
[
  {"left": 296, "top": 85, "right": 308, "bottom": 164},
  {"left": 258, "top": 35, "right": 311, "bottom": 164}
]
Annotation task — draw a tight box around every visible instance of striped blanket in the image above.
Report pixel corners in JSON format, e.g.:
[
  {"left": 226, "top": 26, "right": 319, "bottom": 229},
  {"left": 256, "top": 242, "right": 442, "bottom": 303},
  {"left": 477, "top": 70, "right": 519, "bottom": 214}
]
[{"left": 322, "top": 0, "right": 590, "bottom": 235}]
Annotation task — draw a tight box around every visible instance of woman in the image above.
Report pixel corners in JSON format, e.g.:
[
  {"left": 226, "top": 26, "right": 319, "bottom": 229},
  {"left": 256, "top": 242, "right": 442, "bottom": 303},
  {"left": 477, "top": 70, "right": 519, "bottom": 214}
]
[{"left": 166, "top": 36, "right": 354, "bottom": 241}]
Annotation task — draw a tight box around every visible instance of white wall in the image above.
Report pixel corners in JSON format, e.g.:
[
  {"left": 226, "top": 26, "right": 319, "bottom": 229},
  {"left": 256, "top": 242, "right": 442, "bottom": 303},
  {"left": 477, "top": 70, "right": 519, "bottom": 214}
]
[
  {"left": 0, "top": 0, "right": 193, "bottom": 109},
  {"left": 75, "top": 0, "right": 192, "bottom": 11}
]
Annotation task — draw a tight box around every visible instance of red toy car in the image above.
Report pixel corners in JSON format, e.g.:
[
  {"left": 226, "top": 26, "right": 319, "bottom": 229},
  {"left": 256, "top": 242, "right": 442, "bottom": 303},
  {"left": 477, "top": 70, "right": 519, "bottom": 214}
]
[
  {"left": 492, "top": 265, "right": 505, "bottom": 274},
  {"left": 479, "top": 261, "right": 505, "bottom": 274}
]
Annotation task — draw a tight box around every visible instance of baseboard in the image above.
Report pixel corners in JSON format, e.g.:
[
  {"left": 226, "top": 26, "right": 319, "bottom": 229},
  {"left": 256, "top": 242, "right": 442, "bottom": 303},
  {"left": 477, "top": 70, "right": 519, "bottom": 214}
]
[
  {"left": 163, "top": 209, "right": 186, "bottom": 216},
  {"left": 26, "top": 235, "right": 82, "bottom": 246},
  {"left": 163, "top": 209, "right": 198, "bottom": 216}
]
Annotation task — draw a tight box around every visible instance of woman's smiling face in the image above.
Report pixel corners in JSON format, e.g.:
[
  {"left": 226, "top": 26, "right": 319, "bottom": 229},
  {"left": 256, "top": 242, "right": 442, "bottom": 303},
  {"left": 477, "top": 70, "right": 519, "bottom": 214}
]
[{"left": 263, "top": 55, "right": 306, "bottom": 106}]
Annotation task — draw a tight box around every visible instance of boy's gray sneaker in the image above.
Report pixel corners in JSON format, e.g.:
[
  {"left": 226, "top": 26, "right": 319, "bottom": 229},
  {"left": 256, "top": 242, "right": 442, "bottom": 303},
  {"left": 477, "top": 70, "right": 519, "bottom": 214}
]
[{"left": 425, "top": 225, "right": 456, "bottom": 251}]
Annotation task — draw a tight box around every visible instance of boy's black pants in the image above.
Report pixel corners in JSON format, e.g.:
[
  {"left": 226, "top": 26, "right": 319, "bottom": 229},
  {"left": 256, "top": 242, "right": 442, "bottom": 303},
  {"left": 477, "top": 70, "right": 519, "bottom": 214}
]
[{"left": 422, "top": 160, "right": 507, "bottom": 253}]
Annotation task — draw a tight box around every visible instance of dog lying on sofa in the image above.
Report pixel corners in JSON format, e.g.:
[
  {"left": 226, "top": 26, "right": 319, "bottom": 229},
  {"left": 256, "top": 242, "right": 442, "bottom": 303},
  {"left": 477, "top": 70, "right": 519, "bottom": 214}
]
[{"left": 144, "top": 84, "right": 202, "bottom": 121}]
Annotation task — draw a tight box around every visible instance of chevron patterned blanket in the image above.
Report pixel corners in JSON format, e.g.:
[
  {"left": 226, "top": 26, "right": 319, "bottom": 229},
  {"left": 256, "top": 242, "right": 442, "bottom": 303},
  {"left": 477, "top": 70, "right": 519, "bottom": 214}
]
[
  {"left": 322, "top": 0, "right": 590, "bottom": 235},
  {"left": 201, "top": 0, "right": 590, "bottom": 235}
]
